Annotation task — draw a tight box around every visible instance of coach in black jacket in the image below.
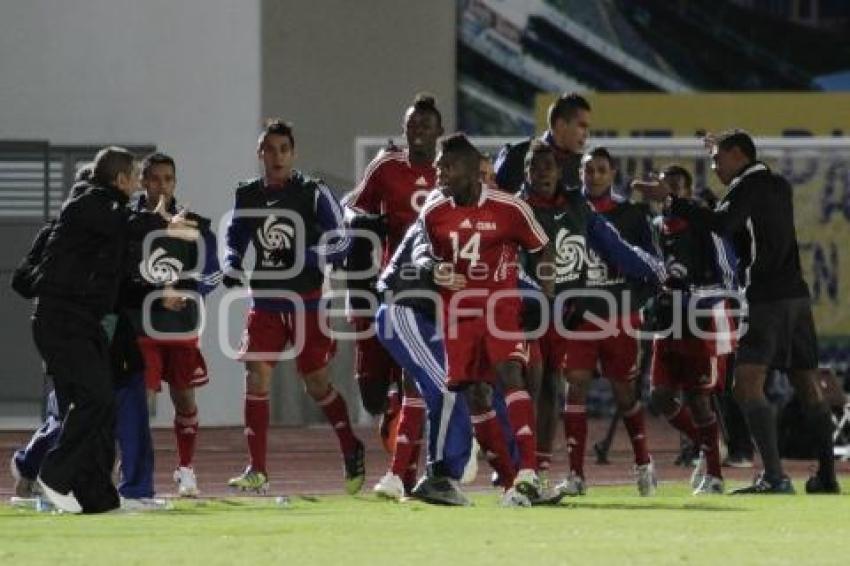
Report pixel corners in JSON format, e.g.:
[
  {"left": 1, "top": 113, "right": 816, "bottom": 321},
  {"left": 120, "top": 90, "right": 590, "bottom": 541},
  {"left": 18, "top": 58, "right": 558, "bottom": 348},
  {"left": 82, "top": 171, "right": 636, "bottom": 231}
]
[
  {"left": 31, "top": 147, "right": 194, "bottom": 513},
  {"left": 639, "top": 130, "right": 838, "bottom": 494}
]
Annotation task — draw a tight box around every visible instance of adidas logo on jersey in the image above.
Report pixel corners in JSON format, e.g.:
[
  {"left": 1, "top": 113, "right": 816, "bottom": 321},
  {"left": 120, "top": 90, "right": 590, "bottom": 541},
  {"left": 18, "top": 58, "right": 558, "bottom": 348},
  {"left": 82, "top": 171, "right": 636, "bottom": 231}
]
[
  {"left": 459, "top": 218, "right": 473, "bottom": 229},
  {"left": 415, "top": 176, "right": 429, "bottom": 186}
]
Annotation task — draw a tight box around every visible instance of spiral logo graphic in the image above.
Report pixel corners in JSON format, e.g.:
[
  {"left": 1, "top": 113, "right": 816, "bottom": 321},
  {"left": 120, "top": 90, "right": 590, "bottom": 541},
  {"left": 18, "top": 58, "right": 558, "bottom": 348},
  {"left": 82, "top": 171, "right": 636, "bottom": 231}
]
[
  {"left": 140, "top": 247, "right": 184, "bottom": 284},
  {"left": 555, "top": 229, "right": 586, "bottom": 281},
  {"left": 257, "top": 215, "right": 295, "bottom": 252}
]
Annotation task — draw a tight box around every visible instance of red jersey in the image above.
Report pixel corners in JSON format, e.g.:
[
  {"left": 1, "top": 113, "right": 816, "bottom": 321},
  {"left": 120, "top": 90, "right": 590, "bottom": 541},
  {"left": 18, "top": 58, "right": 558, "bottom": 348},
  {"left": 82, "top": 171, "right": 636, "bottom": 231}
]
[
  {"left": 347, "top": 148, "right": 436, "bottom": 265},
  {"left": 420, "top": 186, "right": 549, "bottom": 310}
]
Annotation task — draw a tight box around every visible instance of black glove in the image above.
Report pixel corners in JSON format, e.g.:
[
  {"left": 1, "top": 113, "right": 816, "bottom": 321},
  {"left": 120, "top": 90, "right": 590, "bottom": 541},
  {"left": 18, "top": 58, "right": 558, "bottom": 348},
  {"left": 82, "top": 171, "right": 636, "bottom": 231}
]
[{"left": 222, "top": 273, "right": 244, "bottom": 288}]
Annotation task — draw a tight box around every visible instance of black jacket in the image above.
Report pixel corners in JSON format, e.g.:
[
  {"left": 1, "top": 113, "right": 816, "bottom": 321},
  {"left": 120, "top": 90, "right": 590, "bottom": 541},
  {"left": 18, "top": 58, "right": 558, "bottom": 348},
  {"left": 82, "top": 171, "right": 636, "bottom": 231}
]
[
  {"left": 32, "top": 182, "right": 164, "bottom": 318},
  {"left": 671, "top": 162, "right": 809, "bottom": 304}
]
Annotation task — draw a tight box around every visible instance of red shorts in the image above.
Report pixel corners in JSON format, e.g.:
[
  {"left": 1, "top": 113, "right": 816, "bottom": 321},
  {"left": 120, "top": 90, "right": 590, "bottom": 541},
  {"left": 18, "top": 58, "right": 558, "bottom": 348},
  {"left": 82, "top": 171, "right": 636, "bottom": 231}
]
[
  {"left": 137, "top": 336, "right": 208, "bottom": 392},
  {"left": 536, "top": 322, "right": 571, "bottom": 372},
  {"left": 562, "top": 311, "right": 642, "bottom": 382},
  {"left": 443, "top": 306, "right": 528, "bottom": 390},
  {"left": 651, "top": 338, "right": 727, "bottom": 393},
  {"left": 352, "top": 318, "right": 402, "bottom": 386},
  {"left": 238, "top": 308, "right": 335, "bottom": 374}
]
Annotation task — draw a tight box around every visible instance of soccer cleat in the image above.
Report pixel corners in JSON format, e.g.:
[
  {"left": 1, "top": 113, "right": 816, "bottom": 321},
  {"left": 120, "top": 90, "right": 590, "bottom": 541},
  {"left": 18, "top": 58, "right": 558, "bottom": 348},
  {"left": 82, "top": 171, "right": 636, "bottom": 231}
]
[
  {"left": 730, "top": 473, "right": 795, "bottom": 495},
  {"left": 533, "top": 472, "right": 566, "bottom": 505},
  {"left": 173, "top": 466, "right": 200, "bottom": 498},
  {"left": 119, "top": 497, "right": 173, "bottom": 512},
  {"left": 513, "top": 468, "right": 541, "bottom": 501},
  {"left": 556, "top": 471, "right": 587, "bottom": 497},
  {"left": 411, "top": 475, "right": 470, "bottom": 507},
  {"left": 804, "top": 473, "right": 841, "bottom": 494},
  {"left": 10, "top": 453, "right": 38, "bottom": 498},
  {"left": 373, "top": 472, "right": 405, "bottom": 500},
  {"left": 499, "top": 486, "right": 531, "bottom": 508},
  {"left": 344, "top": 440, "right": 366, "bottom": 495},
  {"left": 635, "top": 459, "right": 658, "bottom": 497},
  {"left": 693, "top": 475, "right": 725, "bottom": 495},
  {"left": 227, "top": 467, "right": 269, "bottom": 494},
  {"left": 36, "top": 476, "right": 82, "bottom": 514},
  {"left": 460, "top": 438, "right": 480, "bottom": 485},
  {"left": 690, "top": 451, "right": 707, "bottom": 489}
]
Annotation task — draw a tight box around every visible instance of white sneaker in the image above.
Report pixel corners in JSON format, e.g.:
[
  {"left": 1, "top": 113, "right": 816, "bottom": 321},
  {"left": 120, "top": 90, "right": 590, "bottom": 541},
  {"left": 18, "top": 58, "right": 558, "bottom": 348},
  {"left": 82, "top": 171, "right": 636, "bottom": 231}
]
[
  {"left": 693, "top": 475, "right": 724, "bottom": 495},
  {"left": 555, "top": 471, "right": 587, "bottom": 497},
  {"left": 635, "top": 459, "right": 658, "bottom": 497},
  {"left": 119, "top": 497, "right": 173, "bottom": 512},
  {"left": 173, "top": 466, "right": 200, "bottom": 498},
  {"left": 36, "top": 476, "right": 82, "bottom": 514},
  {"left": 460, "top": 438, "right": 479, "bottom": 485},
  {"left": 499, "top": 486, "right": 531, "bottom": 508},
  {"left": 373, "top": 472, "right": 405, "bottom": 500},
  {"left": 513, "top": 468, "right": 541, "bottom": 500},
  {"left": 691, "top": 451, "right": 707, "bottom": 489},
  {"left": 534, "top": 471, "right": 566, "bottom": 505}
]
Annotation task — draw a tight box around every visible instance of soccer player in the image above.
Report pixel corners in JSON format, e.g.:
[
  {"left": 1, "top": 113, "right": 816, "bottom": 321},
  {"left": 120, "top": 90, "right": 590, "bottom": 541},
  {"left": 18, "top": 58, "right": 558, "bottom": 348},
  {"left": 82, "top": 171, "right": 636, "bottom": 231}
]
[
  {"left": 344, "top": 94, "right": 443, "bottom": 497},
  {"left": 558, "top": 146, "right": 661, "bottom": 497},
  {"left": 223, "top": 120, "right": 363, "bottom": 495},
  {"left": 519, "top": 141, "right": 666, "bottom": 496},
  {"left": 494, "top": 92, "right": 591, "bottom": 192},
  {"left": 637, "top": 130, "right": 839, "bottom": 494},
  {"left": 123, "top": 152, "right": 221, "bottom": 497},
  {"left": 635, "top": 165, "right": 738, "bottom": 495},
  {"left": 419, "top": 133, "right": 555, "bottom": 505}
]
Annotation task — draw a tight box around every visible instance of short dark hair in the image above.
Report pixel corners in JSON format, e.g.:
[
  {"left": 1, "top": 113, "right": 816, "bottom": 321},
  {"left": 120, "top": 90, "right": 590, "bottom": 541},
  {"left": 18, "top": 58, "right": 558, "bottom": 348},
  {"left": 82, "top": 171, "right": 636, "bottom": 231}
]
[
  {"left": 258, "top": 118, "right": 295, "bottom": 150},
  {"left": 92, "top": 146, "right": 135, "bottom": 188},
  {"left": 582, "top": 146, "right": 615, "bottom": 168},
  {"left": 141, "top": 152, "right": 176, "bottom": 179},
  {"left": 525, "top": 139, "right": 554, "bottom": 167},
  {"left": 409, "top": 92, "right": 442, "bottom": 126},
  {"left": 716, "top": 129, "right": 757, "bottom": 161},
  {"left": 662, "top": 164, "right": 693, "bottom": 190},
  {"left": 547, "top": 92, "right": 591, "bottom": 129},
  {"left": 439, "top": 132, "right": 481, "bottom": 171},
  {"left": 74, "top": 162, "right": 94, "bottom": 183}
]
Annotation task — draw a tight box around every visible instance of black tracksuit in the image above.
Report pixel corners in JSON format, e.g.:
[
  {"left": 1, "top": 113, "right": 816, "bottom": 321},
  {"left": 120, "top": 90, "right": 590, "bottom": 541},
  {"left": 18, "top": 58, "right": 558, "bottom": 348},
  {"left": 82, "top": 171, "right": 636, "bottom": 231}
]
[{"left": 30, "top": 182, "right": 163, "bottom": 513}]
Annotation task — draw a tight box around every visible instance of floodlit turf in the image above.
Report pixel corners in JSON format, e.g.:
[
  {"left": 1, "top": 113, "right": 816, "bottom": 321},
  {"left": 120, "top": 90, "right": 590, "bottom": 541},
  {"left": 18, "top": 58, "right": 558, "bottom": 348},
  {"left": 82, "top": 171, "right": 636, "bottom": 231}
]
[{"left": 1, "top": 481, "right": 849, "bottom": 566}]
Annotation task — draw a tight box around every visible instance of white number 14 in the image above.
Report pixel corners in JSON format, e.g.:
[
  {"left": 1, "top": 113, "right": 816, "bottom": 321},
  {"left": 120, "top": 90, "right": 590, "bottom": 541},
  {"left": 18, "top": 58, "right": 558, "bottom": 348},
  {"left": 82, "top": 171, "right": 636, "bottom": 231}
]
[{"left": 449, "top": 231, "right": 481, "bottom": 263}]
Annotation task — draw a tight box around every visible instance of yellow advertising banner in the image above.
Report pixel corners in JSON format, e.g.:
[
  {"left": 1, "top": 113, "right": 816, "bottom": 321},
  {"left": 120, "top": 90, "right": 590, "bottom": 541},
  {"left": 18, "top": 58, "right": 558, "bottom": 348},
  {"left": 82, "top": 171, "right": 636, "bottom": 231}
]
[
  {"left": 534, "top": 93, "right": 850, "bottom": 345},
  {"left": 534, "top": 93, "right": 850, "bottom": 137}
]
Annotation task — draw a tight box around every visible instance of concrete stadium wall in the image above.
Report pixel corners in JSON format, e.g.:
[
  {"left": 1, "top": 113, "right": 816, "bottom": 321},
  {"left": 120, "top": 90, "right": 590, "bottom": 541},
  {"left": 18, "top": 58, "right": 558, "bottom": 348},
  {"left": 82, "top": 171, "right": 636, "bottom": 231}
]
[
  {"left": 0, "top": 0, "right": 458, "bottom": 428},
  {"left": 0, "top": 0, "right": 262, "bottom": 427}
]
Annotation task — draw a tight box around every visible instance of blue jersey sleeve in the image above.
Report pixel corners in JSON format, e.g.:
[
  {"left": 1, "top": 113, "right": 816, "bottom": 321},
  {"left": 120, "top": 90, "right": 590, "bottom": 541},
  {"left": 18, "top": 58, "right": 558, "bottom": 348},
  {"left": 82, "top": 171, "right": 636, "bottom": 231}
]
[
  {"left": 306, "top": 183, "right": 351, "bottom": 268},
  {"left": 224, "top": 191, "right": 251, "bottom": 275},
  {"left": 196, "top": 228, "right": 222, "bottom": 295},
  {"left": 587, "top": 212, "right": 666, "bottom": 285}
]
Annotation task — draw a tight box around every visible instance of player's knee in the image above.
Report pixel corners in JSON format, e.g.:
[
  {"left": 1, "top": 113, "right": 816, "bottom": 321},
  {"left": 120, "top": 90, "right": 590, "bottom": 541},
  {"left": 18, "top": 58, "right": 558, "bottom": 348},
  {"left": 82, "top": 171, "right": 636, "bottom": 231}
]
[
  {"left": 358, "top": 382, "right": 387, "bottom": 416},
  {"left": 302, "top": 368, "right": 330, "bottom": 399},
  {"left": 466, "top": 383, "right": 492, "bottom": 413},
  {"left": 244, "top": 363, "right": 271, "bottom": 396},
  {"left": 650, "top": 388, "right": 676, "bottom": 415}
]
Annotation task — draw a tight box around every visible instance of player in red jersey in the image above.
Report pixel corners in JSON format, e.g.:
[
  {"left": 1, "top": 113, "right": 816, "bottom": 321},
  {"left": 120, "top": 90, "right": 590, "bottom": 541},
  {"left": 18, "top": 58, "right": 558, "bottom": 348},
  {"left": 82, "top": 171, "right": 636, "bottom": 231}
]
[
  {"left": 419, "top": 133, "right": 555, "bottom": 505},
  {"left": 345, "top": 94, "right": 443, "bottom": 498}
]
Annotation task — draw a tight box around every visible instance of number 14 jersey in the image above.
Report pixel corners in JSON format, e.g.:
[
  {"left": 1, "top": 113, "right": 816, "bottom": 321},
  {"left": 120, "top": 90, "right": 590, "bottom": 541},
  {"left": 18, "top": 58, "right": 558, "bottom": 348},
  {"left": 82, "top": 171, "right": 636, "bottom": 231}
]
[{"left": 419, "top": 186, "right": 549, "bottom": 311}]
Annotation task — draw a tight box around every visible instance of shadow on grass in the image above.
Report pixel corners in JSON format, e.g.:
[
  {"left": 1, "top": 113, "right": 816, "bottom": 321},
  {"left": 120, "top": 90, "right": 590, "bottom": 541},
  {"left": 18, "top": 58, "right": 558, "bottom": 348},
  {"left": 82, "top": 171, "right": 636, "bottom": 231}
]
[{"left": 558, "top": 500, "right": 746, "bottom": 512}]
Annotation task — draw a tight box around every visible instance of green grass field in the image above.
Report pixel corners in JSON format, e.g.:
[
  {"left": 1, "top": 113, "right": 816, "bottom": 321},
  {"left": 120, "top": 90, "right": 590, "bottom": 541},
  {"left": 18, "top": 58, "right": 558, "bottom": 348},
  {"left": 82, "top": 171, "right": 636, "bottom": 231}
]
[{"left": 2, "top": 481, "right": 849, "bottom": 566}]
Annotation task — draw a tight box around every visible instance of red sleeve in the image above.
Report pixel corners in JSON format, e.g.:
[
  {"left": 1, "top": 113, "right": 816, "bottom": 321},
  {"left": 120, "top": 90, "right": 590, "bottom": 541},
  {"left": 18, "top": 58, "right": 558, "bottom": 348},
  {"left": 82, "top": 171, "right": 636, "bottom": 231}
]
[
  {"left": 510, "top": 198, "right": 549, "bottom": 252},
  {"left": 348, "top": 157, "right": 385, "bottom": 215}
]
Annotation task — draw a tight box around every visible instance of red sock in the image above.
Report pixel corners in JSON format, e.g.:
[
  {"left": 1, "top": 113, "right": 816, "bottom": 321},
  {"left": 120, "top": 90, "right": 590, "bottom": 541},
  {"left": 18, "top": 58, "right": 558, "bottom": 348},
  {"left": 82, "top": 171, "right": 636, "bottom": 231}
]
[
  {"left": 623, "top": 402, "right": 651, "bottom": 466},
  {"left": 245, "top": 394, "right": 269, "bottom": 473},
  {"left": 472, "top": 409, "right": 516, "bottom": 487},
  {"left": 536, "top": 452, "right": 552, "bottom": 472},
  {"left": 505, "top": 388, "right": 537, "bottom": 471},
  {"left": 386, "top": 383, "right": 401, "bottom": 415},
  {"left": 563, "top": 403, "right": 587, "bottom": 477},
  {"left": 665, "top": 402, "right": 699, "bottom": 444},
  {"left": 391, "top": 396, "right": 426, "bottom": 478},
  {"left": 174, "top": 409, "right": 198, "bottom": 468},
  {"left": 316, "top": 386, "right": 359, "bottom": 457},
  {"left": 697, "top": 416, "right": 723, "bottom": 479}
]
